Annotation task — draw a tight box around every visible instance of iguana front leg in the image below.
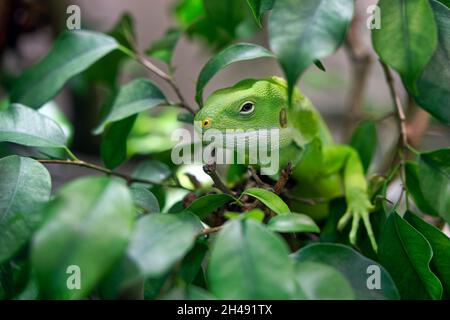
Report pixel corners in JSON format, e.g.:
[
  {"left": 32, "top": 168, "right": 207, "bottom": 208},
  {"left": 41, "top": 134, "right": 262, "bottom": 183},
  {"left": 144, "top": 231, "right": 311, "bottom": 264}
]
[{"left": 323, "top": 145, "right": 377, "bottom": 251}]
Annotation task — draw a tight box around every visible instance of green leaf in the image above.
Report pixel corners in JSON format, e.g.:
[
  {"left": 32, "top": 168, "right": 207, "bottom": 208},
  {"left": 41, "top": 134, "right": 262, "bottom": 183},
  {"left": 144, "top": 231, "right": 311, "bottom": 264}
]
[
  {"left": 372, "top": 0, "right": 438, "bottom": 92},
  {"left": 101, "top": 115, "right": 137, "bottom": 169},
  {"left": 11, "top": 30, "right": 118, "bottom": 109},
  {"left": 292, "top": 243, "right": 400, "bottom": 299},
  {"left": 313, "top": 59, "right": 326, "bottom": 72},
  {"left": 123, "top": 213, "right": 201, "bottom": 282},
  {"left": 269, "top": 0, "right": 354, "bottom": 101},
  {"left": 224, "top": 208, "right": 265, "bottom": 222},
  {"left": 0, "top": 104, "right": 66, "bottom": 149},
  {"left": 130, "top": 186, "right": 160, "bottom": 214},
  {"left": 405, "top": 161, "right": 438, "bottom": 216},
  {"left": 268, "top": 213, "right": 320, "bottom": 233},
  {"left": 404, "top": 212, "right": 450, "bottom": 298},
  {"left": 31, "top": 176, "right": 135, "bottom": 299},
  {"left": 145, "top": 28, "right": 182, "bottom": 65},
  {"left": 83, "top": 13, "right": 135, "bottom": 88},
  {"left": 412, "top": 1, "right": 450, "bottom": 124},
  {"left": 94, "top": 79, "right": 166, "bottom": 134},
  {"left": 0, "top": 156, "right": 51, "bottom": 264},
  {"left": 103, "top": 212, "right": 202, "bottom": 297},
  {"left": 378, "top": 212, "right": 442, "bottom": 299},
  {"left": 246, "top": 0, "right": 275, "bottom": 26},
  {"left": 350, "top": 121, "right": 377, "bottom": 173},
  {"left": 195, "top": 43, "right": 274, "bottom": 105},
  {"left": 241, "top": 187, "right": 291, "bottom": 215},
  {"left": 295, "top": 261, "right": 355, "bottom": 300},
  {"left": 437, "top": 0, "right": 450, "bottom": 7},
  {"left": 132, "top": 160, "right": 172, "bottom": 185},
  {"left": 180, "top": 240, "right": 209, "bottom": 284},
  {"left": 207, "top": 219, "right": 297, "bottom": 299},
  {"left": 186, "top": 194, "right": 235, "bottom": 219},
  {"left": 418, "top": 148, "right": 450, "bottom": 223}
]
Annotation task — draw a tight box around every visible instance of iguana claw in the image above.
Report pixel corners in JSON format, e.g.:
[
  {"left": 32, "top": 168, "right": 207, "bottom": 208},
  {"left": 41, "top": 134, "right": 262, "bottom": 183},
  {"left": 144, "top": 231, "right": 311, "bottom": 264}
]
[{"left": 338, "top": 192, "right": 377, "bottom": 252}]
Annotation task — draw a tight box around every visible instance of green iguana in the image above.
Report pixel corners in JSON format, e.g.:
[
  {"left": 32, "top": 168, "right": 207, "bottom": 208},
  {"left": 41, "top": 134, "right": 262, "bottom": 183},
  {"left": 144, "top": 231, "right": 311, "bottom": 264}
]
[{"left": 194, "top": 76, "right": 377, "bottom": 250}]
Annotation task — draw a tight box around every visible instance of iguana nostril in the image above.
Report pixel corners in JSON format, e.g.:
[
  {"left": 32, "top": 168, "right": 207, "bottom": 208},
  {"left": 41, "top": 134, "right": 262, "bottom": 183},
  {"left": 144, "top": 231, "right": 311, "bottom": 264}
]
[{"left": 202, "top": 118, "right": 211, "bottom": 128}]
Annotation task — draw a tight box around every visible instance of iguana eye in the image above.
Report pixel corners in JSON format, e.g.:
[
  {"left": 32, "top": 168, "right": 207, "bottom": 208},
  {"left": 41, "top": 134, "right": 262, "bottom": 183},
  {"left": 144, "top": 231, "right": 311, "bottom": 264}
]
[{"left": 239, "top": 101, "right": 255, "bottom": 114}]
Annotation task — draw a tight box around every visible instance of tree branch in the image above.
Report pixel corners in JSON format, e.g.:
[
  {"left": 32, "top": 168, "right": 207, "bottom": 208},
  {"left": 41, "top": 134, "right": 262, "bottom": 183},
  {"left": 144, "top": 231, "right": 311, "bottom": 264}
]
[
  {"left": 121, "top": 30, "right": 196, "bottom": 115},
  {"left": 203, "top": 161, "right": 235, "bottom": 196},
  {"left": 344, "top": 8, "right": 373, "bottom": 139},
  {"left": 37, "top": 159, "right": 181, "bottom": 188},
  {"left": 379, "top": 60, "right": 409, "bottom": 208},
  {"left": 274, "top": 162, "right": 293, "bottom": 194},
  {"left": 379, "top": 61, "right": 408, "bottom": 149},
  {"left": 196, "top": 226, "right": 222, "bottom": 237}
]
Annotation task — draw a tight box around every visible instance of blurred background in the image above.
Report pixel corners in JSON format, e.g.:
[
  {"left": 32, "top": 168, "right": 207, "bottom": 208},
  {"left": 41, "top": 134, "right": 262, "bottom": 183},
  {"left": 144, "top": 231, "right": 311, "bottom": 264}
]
[{"left": 0, "top": 0, "right": 448, "bottom": 198}]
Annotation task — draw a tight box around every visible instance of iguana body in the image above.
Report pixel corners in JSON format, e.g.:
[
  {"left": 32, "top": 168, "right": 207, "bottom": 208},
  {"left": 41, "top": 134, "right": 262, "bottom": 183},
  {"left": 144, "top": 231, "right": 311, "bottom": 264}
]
[{"left": 194, "top": 77, "right": 377, "bottom": 250}]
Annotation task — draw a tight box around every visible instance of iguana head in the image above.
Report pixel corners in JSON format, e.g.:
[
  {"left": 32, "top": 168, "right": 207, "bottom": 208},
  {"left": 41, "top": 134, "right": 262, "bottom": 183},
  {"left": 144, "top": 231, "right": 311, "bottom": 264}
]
[{"left": 194, "top": 76, "right": 289, "bottom": 133}]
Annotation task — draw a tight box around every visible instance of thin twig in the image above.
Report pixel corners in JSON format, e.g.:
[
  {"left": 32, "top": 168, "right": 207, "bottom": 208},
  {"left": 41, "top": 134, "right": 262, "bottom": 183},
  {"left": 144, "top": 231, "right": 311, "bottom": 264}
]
[
  {"left": 196, "top": 226, "right": 222, "bottom": 237},
  {"left": 120, "top": 30, "right": 196, "bottom": 115},
  {"left": 203, "top": 162, "right": 235, "bottom": 196},
  {"left": 379, "top": 60, "right": 409, "bottom": 206},
  {"left": 248, "top": 166, "right": 270, "bottom": 188},
  {"left": 185, "top": 173, "right": 202, "bottom": 189},
  {"left": 274, "top": 162, "right": 293, "bottom": 194},
  {"left": 380, "top": 61, "right": 408, "bottom": 148},
  {"left": 37, "top": 159, "right": 181, "bottom": 188},
  {"left": 344, "top": 9, "right": 373, "bottom": 139}
]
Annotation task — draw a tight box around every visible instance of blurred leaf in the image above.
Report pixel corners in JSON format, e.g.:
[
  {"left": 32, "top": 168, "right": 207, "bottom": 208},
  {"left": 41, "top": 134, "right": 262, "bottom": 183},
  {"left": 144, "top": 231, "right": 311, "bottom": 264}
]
[
  {"left": 180, "top": 240, "right": 209, "bottom": 284},
  {"left": 130, "top": 186, "right": 160, "bottom": 214},
  {"left": 246, "top": 0, "right": 275, "bottom": 26},
  {"left": 177, "top": 112, "right": 195, "bottom": 124},
  {"left": 173, "top": 0, "right": 205, "bottom": 27},
  {"left": 186, "top": 194, "right": 235, "bottom": 219},
  {"left": 101, "top": 115, "right": 137, "bottom": 169},
  {"left": 132, "top": 160, "right": 172, "bottom": 185},
  {"left": 411, "top": 1, "right": 450, "bottom": 124},
  {"left": 295, "top": 261, "right": 354, "bottom": 299},
  {"left": 350, "top": 121, "right": 377, "bottom": 173},
  {"left": 314, "top": 59, "right": 326, "bottom": 72},
  {"left": 372, "top": 0, "right": 438, "bottom": 92},
  {"left": 84, "top": 13, "right": 135, "bottom": 88},
  {"left": 103, "top": 213, "right": 202, "bottom": 298},
  {"left": 186, "top": 285, "right": 216, "bottom": 300},
  {"left": 204, "top": 0, "right": 247, "bottom": 35},
  {"left": 437, "top": 0, "right": 450, "bottom": 7},
  {"left": 94, "top": 79, "right": 166, "bottom": 134},
  {"left": 0, "top": 258, "right": 31, "bottom": 299},
  {"left": 224, "top": 208, "right": 265, "bottom": 222},
  {"left": 0, "top": 156, "right": 51, "bottom": 264},
  {"left": 269, "top": 0, "right": 354, "bottom": 101},
  {"left": 125, "top": 213, "right": 201, "bottom": 281},
  {"left": 242, "top": 188, "right": 291, "bottom": 215},
  {"left": 418, "top": 148, "right": 450, "bottom": 223},
  {"left": 404, "top": 212, "right": 450, "bottom": 298},
  {"left": 268, "top": 213, "right": 320, "bottom": 233},
  {"left": 32, "top": 177, "right": 135, "bottom": 299},
  {"left": 11, "top": 31, "right": 118, "bottom": 109},
  {"left": 378, "top": 212, "right": 442, "bottom": 299},
  {"left": 292, "top": 243, "right": 400, "bottom": 299},
  {"left": 195, "top": 43, "right": 274, "bottom": 105},
  {"left": 146, "top": 28, "right": 182, "bottom": 65},
  {"left": 207, "top": 219, "right": 297, "bottom": 299},
  {"left": 405, "top": 161, "right": 438, "bottom": 216},
  {"left": 0, "top": 104, "right": 66, "bottom": 149},
  {"left": 38, "top": 101, "right": 73, "bottom": 143}
]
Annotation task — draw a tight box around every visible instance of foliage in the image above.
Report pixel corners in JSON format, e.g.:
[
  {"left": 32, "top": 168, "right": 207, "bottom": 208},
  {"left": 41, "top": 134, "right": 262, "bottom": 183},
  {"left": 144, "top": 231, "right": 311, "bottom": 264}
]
[{"left": 0, "top": 0, "right": 449, "bottom": 300}]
